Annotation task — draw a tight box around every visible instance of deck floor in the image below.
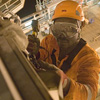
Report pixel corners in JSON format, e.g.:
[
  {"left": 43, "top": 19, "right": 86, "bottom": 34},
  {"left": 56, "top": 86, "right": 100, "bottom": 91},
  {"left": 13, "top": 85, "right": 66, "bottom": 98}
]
[{"left": 81, "top": 4, "right": 100, "bottom": 51}]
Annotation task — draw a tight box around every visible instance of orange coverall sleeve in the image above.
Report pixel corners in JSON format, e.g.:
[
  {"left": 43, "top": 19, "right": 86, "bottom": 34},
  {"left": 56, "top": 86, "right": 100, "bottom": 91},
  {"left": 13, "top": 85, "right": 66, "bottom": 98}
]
[
  {"left": 65, "top": 47, "right": 100, "bottom": 100},
  {"left": 39, "top": 34, "right": 59, "bottom": 63}
]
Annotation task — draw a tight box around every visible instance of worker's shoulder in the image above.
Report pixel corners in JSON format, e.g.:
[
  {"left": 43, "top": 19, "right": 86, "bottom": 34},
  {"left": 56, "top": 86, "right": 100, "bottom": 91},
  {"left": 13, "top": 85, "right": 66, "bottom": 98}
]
[
  {"left": 44, "top": 34, "right": 54, "bottom": 39},
  {"left": 79, "top": 43, "right": 99, "bottom": 58},
  {"left": 42, "top": 34, "right": 56, "bottom": 42}
]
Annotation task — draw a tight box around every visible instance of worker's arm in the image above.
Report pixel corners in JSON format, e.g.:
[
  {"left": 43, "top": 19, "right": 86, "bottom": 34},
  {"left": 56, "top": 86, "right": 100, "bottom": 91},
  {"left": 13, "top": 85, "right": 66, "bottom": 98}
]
[
  {"left": 37, "top": 60, "right": 68, "bottom": 86},
  {"left": 64, "top": 52, "right": 100, "bottom": 100},
  {"left": 39, "top": 34, "right": 59, "bottom": 63}
]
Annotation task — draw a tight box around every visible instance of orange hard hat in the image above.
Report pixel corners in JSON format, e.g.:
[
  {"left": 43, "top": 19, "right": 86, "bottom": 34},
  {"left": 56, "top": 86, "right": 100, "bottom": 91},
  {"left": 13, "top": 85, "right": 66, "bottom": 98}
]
[{"left": 52, "top": 0, "right": 84, "bottom": 21}]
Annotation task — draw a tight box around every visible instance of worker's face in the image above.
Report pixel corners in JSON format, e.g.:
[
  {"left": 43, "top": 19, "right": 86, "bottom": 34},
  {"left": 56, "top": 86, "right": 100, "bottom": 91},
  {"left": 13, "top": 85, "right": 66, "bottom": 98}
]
[{"left": 50, "top": 19, "right": 81, "bottom": 49}]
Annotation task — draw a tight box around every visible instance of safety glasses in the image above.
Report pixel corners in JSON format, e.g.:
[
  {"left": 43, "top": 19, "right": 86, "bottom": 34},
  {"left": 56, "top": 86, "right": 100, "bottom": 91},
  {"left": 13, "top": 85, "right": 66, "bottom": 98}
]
[{"left": 50, "top": 22, "right": 78, "bottom": 39}]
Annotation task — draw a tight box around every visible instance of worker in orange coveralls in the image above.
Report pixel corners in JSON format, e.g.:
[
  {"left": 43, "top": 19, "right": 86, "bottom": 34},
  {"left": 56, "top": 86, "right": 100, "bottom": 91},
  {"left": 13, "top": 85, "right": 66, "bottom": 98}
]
[{"left": 27, "top": 1, "right": 100, "bottom": 100}]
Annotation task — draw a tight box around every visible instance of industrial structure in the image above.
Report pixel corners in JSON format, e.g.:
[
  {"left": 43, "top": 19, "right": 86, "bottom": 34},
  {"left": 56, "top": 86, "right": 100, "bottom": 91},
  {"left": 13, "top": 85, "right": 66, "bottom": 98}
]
[{"left": 0, "top": 0, "right": 100, "bottom": 100}]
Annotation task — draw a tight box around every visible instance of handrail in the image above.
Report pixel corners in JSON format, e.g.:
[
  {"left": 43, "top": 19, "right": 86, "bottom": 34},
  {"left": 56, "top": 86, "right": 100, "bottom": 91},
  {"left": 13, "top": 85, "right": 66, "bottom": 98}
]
[
  {"left": 0, "top": 0, "right": 11, "bottom": 7},
  {"left": 0, "top": 0, "right": 24, "bottom": 14},
  {"left": 0, "top": 0, "right": 19, "bottom": 9}
]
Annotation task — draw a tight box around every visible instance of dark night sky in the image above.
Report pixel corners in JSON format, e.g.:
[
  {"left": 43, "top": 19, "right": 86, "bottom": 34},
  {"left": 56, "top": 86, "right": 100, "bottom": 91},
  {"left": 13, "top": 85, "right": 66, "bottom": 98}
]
[{"left": 17, "top": 0, "right": 36, "bottom": 18}]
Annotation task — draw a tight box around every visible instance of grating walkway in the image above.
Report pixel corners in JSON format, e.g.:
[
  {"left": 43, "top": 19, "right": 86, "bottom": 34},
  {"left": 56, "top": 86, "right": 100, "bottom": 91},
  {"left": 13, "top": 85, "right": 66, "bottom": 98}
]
[{"left": 81, "top": 4, "right": 100, "bottom": 50}]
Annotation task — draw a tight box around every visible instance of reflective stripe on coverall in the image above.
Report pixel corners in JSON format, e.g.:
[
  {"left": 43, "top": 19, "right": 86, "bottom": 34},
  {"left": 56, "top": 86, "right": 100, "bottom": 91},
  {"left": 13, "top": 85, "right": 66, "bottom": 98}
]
[{"left": 39, "top": 34, "right": 100, "bottom": 100}]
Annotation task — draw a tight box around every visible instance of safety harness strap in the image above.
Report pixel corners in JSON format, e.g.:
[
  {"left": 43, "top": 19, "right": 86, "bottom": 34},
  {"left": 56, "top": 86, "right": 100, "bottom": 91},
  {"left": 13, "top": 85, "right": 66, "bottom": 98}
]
[
  {"left": 61, "top": 38, "right": 86, "bottom": 73},
  {"left": 51, "top": 49, "right": 56, "bottom": 65}
]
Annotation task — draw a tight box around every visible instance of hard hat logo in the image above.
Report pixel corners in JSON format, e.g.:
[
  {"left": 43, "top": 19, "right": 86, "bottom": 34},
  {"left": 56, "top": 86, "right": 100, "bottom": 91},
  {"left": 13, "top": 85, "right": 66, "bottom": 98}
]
[
  {"left": 76, "top": 10, "right": 80, "bottom": 16},
  {"left": 62, "top": 10, "right": 67, "bottom": 12}
]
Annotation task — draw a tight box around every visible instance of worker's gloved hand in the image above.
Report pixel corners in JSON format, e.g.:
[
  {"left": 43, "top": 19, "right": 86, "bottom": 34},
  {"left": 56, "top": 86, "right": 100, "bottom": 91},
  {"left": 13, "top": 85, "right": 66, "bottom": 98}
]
[
  {"left": 38, "top": 60, "right": 59, "bottom": 71},
  {"left": 38, "top": 60, "right": 68, "bottom": 87},
  {"left": 57, "top": 69, "right": 70, "bottom": 97},
  {"left": 57, "top": 70, "right": 68, "bottom": 88},
  {"left": 27, "top": 35, "right": 40, "bottom": 55}
]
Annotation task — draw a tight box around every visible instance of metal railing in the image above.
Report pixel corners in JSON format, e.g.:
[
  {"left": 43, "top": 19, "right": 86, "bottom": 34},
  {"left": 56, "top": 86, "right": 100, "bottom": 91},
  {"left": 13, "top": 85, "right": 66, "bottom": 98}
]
[{"left": 0, "top": 0, "right": 25, "bottom": 17}]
